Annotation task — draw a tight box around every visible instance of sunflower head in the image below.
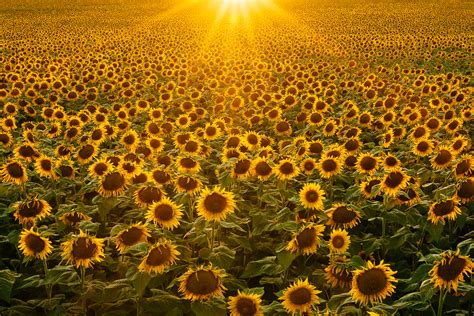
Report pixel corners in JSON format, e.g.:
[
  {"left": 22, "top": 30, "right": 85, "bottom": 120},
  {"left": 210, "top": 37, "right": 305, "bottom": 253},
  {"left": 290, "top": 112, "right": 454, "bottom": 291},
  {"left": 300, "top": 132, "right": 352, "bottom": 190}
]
[
  {"left": 61, "top": 230, "right": 105, "bottom": 268},
  {"left": 14, "top": 198, "right": 52, "bottom": 225},
  {"left": 138, "top": 240, "right": 180, "bottom": 274},
  {"left": 430, "top": 249, "right": 473, "bottom": 293},
  {"left": 329, "top": 228, "right": 351, "bottom": 254},
  {"left": 115, "top": 223, "right": 150, "bottom": 253},
  {"left": 350, "top": 261, "right": 397, "bottom": 305},
  {"left": 274, "top": 159, "right": 299, "bottom": 181},
  {"left": 325, "top": 258, "right": 353, "bottom": 289},
  {"left": 287, "top": 224, "right": 325, "bottom": 255},
  {"left": 98, "top": 171, "right": 128, "bottom": 197},
  {"left": 1, "top": 160, "right": 28, "bottom": 185},
  {"left": 279, "top": 279, "right": 321, "bottom": 314},
  {"left": 428, "top": 198, "right": 462, "bottom": 224},
  {"left": 178, "top": 265, "right": 226, "bottom": 301},
  {"left": 299, "top": 183, "right": 325, "bottom": 211},
  {"left": 19, "top": 228, "right": 53, "bottom": 260},
  {"left": 228, "top": 291, "right": 263, "bottom": 316},
  {"left": 147, "top": 197, "right": 183, "bottom": 229},
  {"left": 196, "top": 187, "right": 235, "bottom": 222}
]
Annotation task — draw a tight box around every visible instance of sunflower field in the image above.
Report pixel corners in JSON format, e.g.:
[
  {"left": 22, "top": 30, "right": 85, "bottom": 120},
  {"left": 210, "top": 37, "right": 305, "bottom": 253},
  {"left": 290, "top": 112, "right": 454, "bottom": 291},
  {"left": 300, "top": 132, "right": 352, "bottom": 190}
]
[{"left": 0, "top": 0, "right": 473, "bottom": 315}]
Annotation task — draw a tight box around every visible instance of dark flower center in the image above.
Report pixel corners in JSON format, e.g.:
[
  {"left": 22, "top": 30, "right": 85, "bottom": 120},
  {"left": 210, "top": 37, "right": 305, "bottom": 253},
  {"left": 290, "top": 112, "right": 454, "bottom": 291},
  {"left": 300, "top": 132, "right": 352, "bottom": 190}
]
[
  {"left": 25, "top": 233, "right": 45, "bottom": 253},
  {"left": 72, "top": 237, "right": 98, "bottom": 259},
  {"left": 18, "top": 200, "right": 42, "bottom": 217},
  {"left": 356, "top": 268, "right": 388, "bottom": 295},
  {"left": 94, "top": 163, "right": 108, "bottom": 176},
  {"left": 384, "top": 172, "right": 404, "bottom": 188},
  {"left": 360, "top": 157, "right": 376, "bottom": 171},
  {"left": 432, "top": 200, "right": 455, "bottom": 216},
  {"left": 146, "top": 245, "right": 171, "bottom": 266},
  {"left": 137, "top": 187, "right": 162, "bottom": 204},
  {"left": 102, "top": 172, "right": 126, "bottom": 191},
  {"left": 154, "top": 204, "right": 174, "bottom": 221},
  {"left": 457, "top": 179, "right": 473, "bottom": 199},
  {"left": 322, "top": 159, "right": 337, "bottom": 172},
  {"left": 434, "top": 150, "right": 452, "bottom": 165},
  {"left": 289, "top": 287, "right": 312, "bottom": 305},
  {"left": 236, "top": 297, "right": 257, "bottom": 316},
  {"left": 256, "top": 161, "right": 272, "bottom": 176},
  {"left": 204, "top": 193, "right": 227, "bottom": 213},
  {"left": 234, "top": 159, "right": 251, "bottom": 175},
  {"left": 296, "top": 228, "right": 316, "bottom": 248},
  {"left": 279, "top": 162, "right": 294, "bottom": 175},
  {"left": 332, "top": 235, "right": 345, "bottom": 249},
  {"left": 332, "top": 206, "right": 357, "bottom": 223},
  {"left": 7, "top": 162, "right": 24, "bottom": 178},
  {"left": 120, "top": 227, "right": 144, "bottom": 246},
  {"left": 305, "top": 190, "right": 319, "bottom": 203},
  {"left": 437, "top": 256, "right": 467, "bottom": 281},
  {"left": 177, "top": 176, "right": 198, "bottom": 191},
  {"left": 186, "top": 270, "right": 219, "bottom": 295}
]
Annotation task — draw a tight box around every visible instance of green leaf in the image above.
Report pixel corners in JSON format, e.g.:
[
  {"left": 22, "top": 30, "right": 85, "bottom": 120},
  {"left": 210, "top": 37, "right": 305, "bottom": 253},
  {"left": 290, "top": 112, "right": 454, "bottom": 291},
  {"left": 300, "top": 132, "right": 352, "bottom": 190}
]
[
  {"left": 132, "top": 272, "right": 151, "bottom": 297},
  {"left": 276, "top": 250, "right": 297, "bottom": 270},
  {"left": 241, "top": 256, "right": 284, "bottom": 278},
  {"left": 97, "top": 197, "right": 121, "bottom": 221},
  {"left": 349, "top": 255, "right": 365, "bottom": 268},
  {"left": 209, "top": 245, "right": 236, "bottom": 270},
  {"left": 0, "top": 269, "right": 20, "bottom": 303},
  {"left": 44, "top": 266, "right": 80, "bottom": 286},
  {"left": 426, "top": 223, "right": 444, "bottom": 242},
  {"left": 328, "top": 292, "right": 352, "bottom": 313}
]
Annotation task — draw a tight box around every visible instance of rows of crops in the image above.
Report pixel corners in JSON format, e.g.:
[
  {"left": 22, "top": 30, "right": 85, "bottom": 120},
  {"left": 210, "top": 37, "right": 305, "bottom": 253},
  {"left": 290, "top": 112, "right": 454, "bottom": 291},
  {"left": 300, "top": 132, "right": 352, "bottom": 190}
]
[{"left": 0, "top": 0, "right": 472, "bottom": 315}]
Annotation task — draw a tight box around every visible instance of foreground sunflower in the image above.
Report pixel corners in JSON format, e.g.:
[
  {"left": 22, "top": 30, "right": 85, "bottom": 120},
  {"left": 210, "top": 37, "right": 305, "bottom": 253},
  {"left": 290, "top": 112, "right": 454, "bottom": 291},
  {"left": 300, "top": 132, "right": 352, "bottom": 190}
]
[
  {"left": 196, "top": 186, "right": 235, "bottom": 222},
  {"left": 228, "top": 291, "right": 264, "bottom": 316},
  {"left": 325, "top": 258, "right": 353, "bottom": 289},
  {"left": 317, "top": 156, "right": 342, "bottom": 178},
  {"left": 280, "top": 279, "right": 321, "bottom": 314},
  {"left": 299, "top": 183, "right": 325, "bottom": 211},
  {"left": 138, "top": 240, "right": 180, "bottom": 274},
  {"left": 115, "top": 223, "right": 150, "bottom": 253},
  {"left": 178, "top": 265, "right": 226, "bottom": 301},
  {"left": 274, "top": 158, "right": 299, "bottom": 180},
  {"left": 428, "top": 199, "right": 462, "bottom": 224},
  {"left": 13, "top": 198, "right": 52, "bottom": 225},
  {"left": 146, "top": 197, "right": 183, "bottom": 229},
  {"left": 61, "top": 230, "right": 105, "bottom": 268},
  {"left": 429, "top": 249, "right": 473, "bottom": 293},
  {"left": 381, "top": 169, "right": 409, "bottom": 197},
  {"left": 328, "top": 229, "right": 351, "bottom": 254},
  {"left": 287, "top": 224, "right": 325, "bottom": 255},
  {"left": 18, "top": 228, "right": 53, "bottom": 260},
  {"left": 98, "top": 171, "right": 128, "bottom": 197},
  {"left": 350, "top": 261, "right": 397, "bottom": 305}
]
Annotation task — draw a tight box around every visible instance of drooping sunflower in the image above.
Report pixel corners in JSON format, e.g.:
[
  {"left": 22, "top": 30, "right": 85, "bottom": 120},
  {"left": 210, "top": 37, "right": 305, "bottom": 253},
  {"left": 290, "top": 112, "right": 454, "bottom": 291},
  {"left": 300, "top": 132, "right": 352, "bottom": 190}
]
[
  {"left": 431, "top": 146, "right": 455, "bottom": 170},
  {"left": 76, "top": 144, "right": 97, "bottom": 164},
  {"left": 1, "top": 160, "right": 28, "bottom": 185},
  {"left": 329, "top": 229, "right": 351, "bottom": 254},
  {"left": 176, "top": 156, "right": 201, "bottom": 174},
  {"left": 317, "top": 157, "right": 342, "bottom": 179},
  {"left": 326, "top": 203, "right": 361, "bottom": 228},
  {"left": 350, "top": 261, "right": 397, "bottom": 305},
  {"left": 115, "top": 223, "right": 150, "bottom": 253},
  {"left": 175, "top": 175, "right": 203, "bottom": 195},
  {"left": 13, "top": 198, "right": 52, "bottom": 225},
  {"left": 356, "top": 153, "right": 379, "bottom": 175},
  {"left": 61, "top": 230, "right": 105, "bottom": 268},
  {"left": 59, "top": 211, "right": 92, "bottom": 226},
  {"left": 280, "top": 279, "right": 321, "bottom": 314},
  {"left": 98, "top": 171, "right": 128, "bottom": 197},
  {"left": 298, "top": 183, "right": 325, "bottom": 210},
  {"left": 18, "top": 228, "right": 53, "bottom": 260},
  {"left": 231, "top": 158, "right": 252, "bottom": 179},
  {"left": 274, "top": 158, "right": 299, "bottom": 181},
  {"left": 287, "top": 224, "right": 325, "bottom": 255},
  {"left": 178, "top": 265, "right": 226, "bottom": 301},
  {"left": 429, "top": 249, "right": 473, "bottom": 293},
  {"left": 454, "top": 154, "right": 473, "bottom": 178},
  {"left": 456, "top": 177, "right": 474, "bottom": 202},
  {"left": 228, "top": 291, "right": 263, "bottom": 316},
  {"left": 147, "top": 197, "right": 183, "bottom": 229},
  {"left": 428, "top": 199, "right": 462, "bottom": 224},
  {"left": 325, "top": 258, "right": 353, "bottom": 289},
  {"left": 196, "top": 187, "right": 235, "bottom": 222},
  {"left": 138, "top": 240, "right": 180, "bottom": 274},
  {"left": 381, "top": 169, "right": 409, "bottom": 197},
  {"left": 134, "top": 185, "right": 164, "bottom": 208}
]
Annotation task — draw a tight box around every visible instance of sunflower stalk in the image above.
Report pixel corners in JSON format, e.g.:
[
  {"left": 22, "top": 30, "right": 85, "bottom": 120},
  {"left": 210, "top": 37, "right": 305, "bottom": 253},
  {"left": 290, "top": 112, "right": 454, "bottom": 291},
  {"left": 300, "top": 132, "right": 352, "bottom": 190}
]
[
  {"left": 43, "top": 259, "right": 52, "bottom": 299},
  {"left": 80, "top": 265, "right": 86, "bottom": 315},
  {"left": 437, "top": 289, "right": 446, "bottom": 316},
  {"left": 210, "top": 221, "right": 216, "bottom": 252}
]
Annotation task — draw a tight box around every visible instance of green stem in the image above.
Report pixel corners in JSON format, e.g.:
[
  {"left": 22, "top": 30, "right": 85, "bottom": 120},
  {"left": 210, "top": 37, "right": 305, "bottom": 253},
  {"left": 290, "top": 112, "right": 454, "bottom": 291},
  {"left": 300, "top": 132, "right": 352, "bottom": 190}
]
[
  {"left": 329, "top": 176, "right": 334, "bottom": 201},
  {"left": 43, "top": 260, "right": 52, "bottom": 299},
  {"left": 187, "top": 196, "right": 194, "bottom": 223},
  {"left": 210, "top": 221, "right": 216, "bottom": 252},
  {"left": 80, "top": 266, "right": 86, "bottom": 315},
  {"left": 437, "top": 289, "right": 445, "bottom": 316}
]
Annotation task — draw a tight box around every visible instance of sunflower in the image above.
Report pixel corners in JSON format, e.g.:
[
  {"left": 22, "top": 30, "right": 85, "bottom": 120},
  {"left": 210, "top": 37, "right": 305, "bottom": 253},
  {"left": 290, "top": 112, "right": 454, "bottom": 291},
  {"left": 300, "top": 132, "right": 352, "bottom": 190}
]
[
  {"left": 18, "top": 228, "right": 53, "bottom": 260},
  {"left": 76, "top": 144, "right": 97, "bottom": 164},
  {"left": 196, "top": 187, "right": 235, "bottom": 222},
  {"left": 138, "top": 240, "right": 180, "bottom": 274},
  {"left": 175, "top": 175, "right": 203, "bottom": 195},
  {"left": 120, "top": 130, "right": 139, "bottom": 150},
  {"left": 454, "top": 155, "right": 473, "bottom": 178},
  {"left": 115, "top": 223, "right": 150, "bottom": 253},
  {"left": 325, "top": 258, "right": 353, "bottom": 289},
  {"left": 383, "top": 154, "right": 400, "bottom": 170},
  {"left": 381, "top": 169, "right": 409, "bottom": 197},
  {"left": 396, "top": 187, "right": 421, "bottom": 206},
  {"left": 350, "top": 261, "right": 397, "bottom": 305},
  {"left": 280, "top": 279, "right": 321, "bottom": 314},
  {"left": 329, "top": 228, "right": 351, "bottom": 254},
  {"left": 61, "top": 230, "right": 105, "bottom": 268},
  {"left": 413, "top": 139, "right": 434, "bottom": 157},
  {"left": 13, "top": 198, "right": 52, "bottom": 225},
  {"left": 1, "top": 160, "right": 28, "bottom": 184},
  {"left": 56, "top": 159, "right": 75, "bottom": 179},
  {"left": 151, "top": 168, "right": 172, "bottom": 185},
  {"left": 59, "top": 211, "right": 92, "bottom": 226},
  {"left": 134, "top": 185, "right": 164, "bottom": 208},
  {"left": 228, "top": 291, "right": 263, "bottom": 316},
  {"left": 88, "top": 158, "right": 113, "bottom": 178},
  {"left": 431, "top": 146, "right": 455, "bottom": 170},
  {"left": 456, "top": 177, "right": 474, "bottom": 202},
  {"left": 98, "top": 171, "right": 128, "bottom": 197},
  {"left": 231, "top": 158, "right": 252, "bottom": 179},
  {"left": 287, "top": 224, "right": 325, "bottom": 255},
  {"left": 178, "top": 265, "right": 226, "bottom": 301},
  {"left": 274, "top": 159, "right": 299, "bottom": 180},
  {"left": 450, "top": 135, "right": 469, "bottom": 155},
  {"left": 327, "top": 203, "right": 361, "bottom": 228},
  {"left": 356, "top": 153, "right": 379, "bottom": 175},
  {"left": 299, "top": 183, "right": 325, "bottom": 210},
  {"left": 176, "top": 156, "right": 201, "bottom": 174},
  {"left": 147, "top": 197, "right": 183, "bottom": 230},
  {"left": 251, "top": 157, "right": 273, "bottom": 180},
  {"left": 317, "top": 157, "right": 342, "bottom": 179},
  {"left": 428, "top": 199, "right": 462, "bottom": 224},
  {"left": 429, "top": 249, "right": 473, "bottom": 293},
  {"left": 300, "top": 157, "right": 317, "bottom": 175},
  {"left": 34, "top": 155, "right": 56, "bottom": 179}
]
